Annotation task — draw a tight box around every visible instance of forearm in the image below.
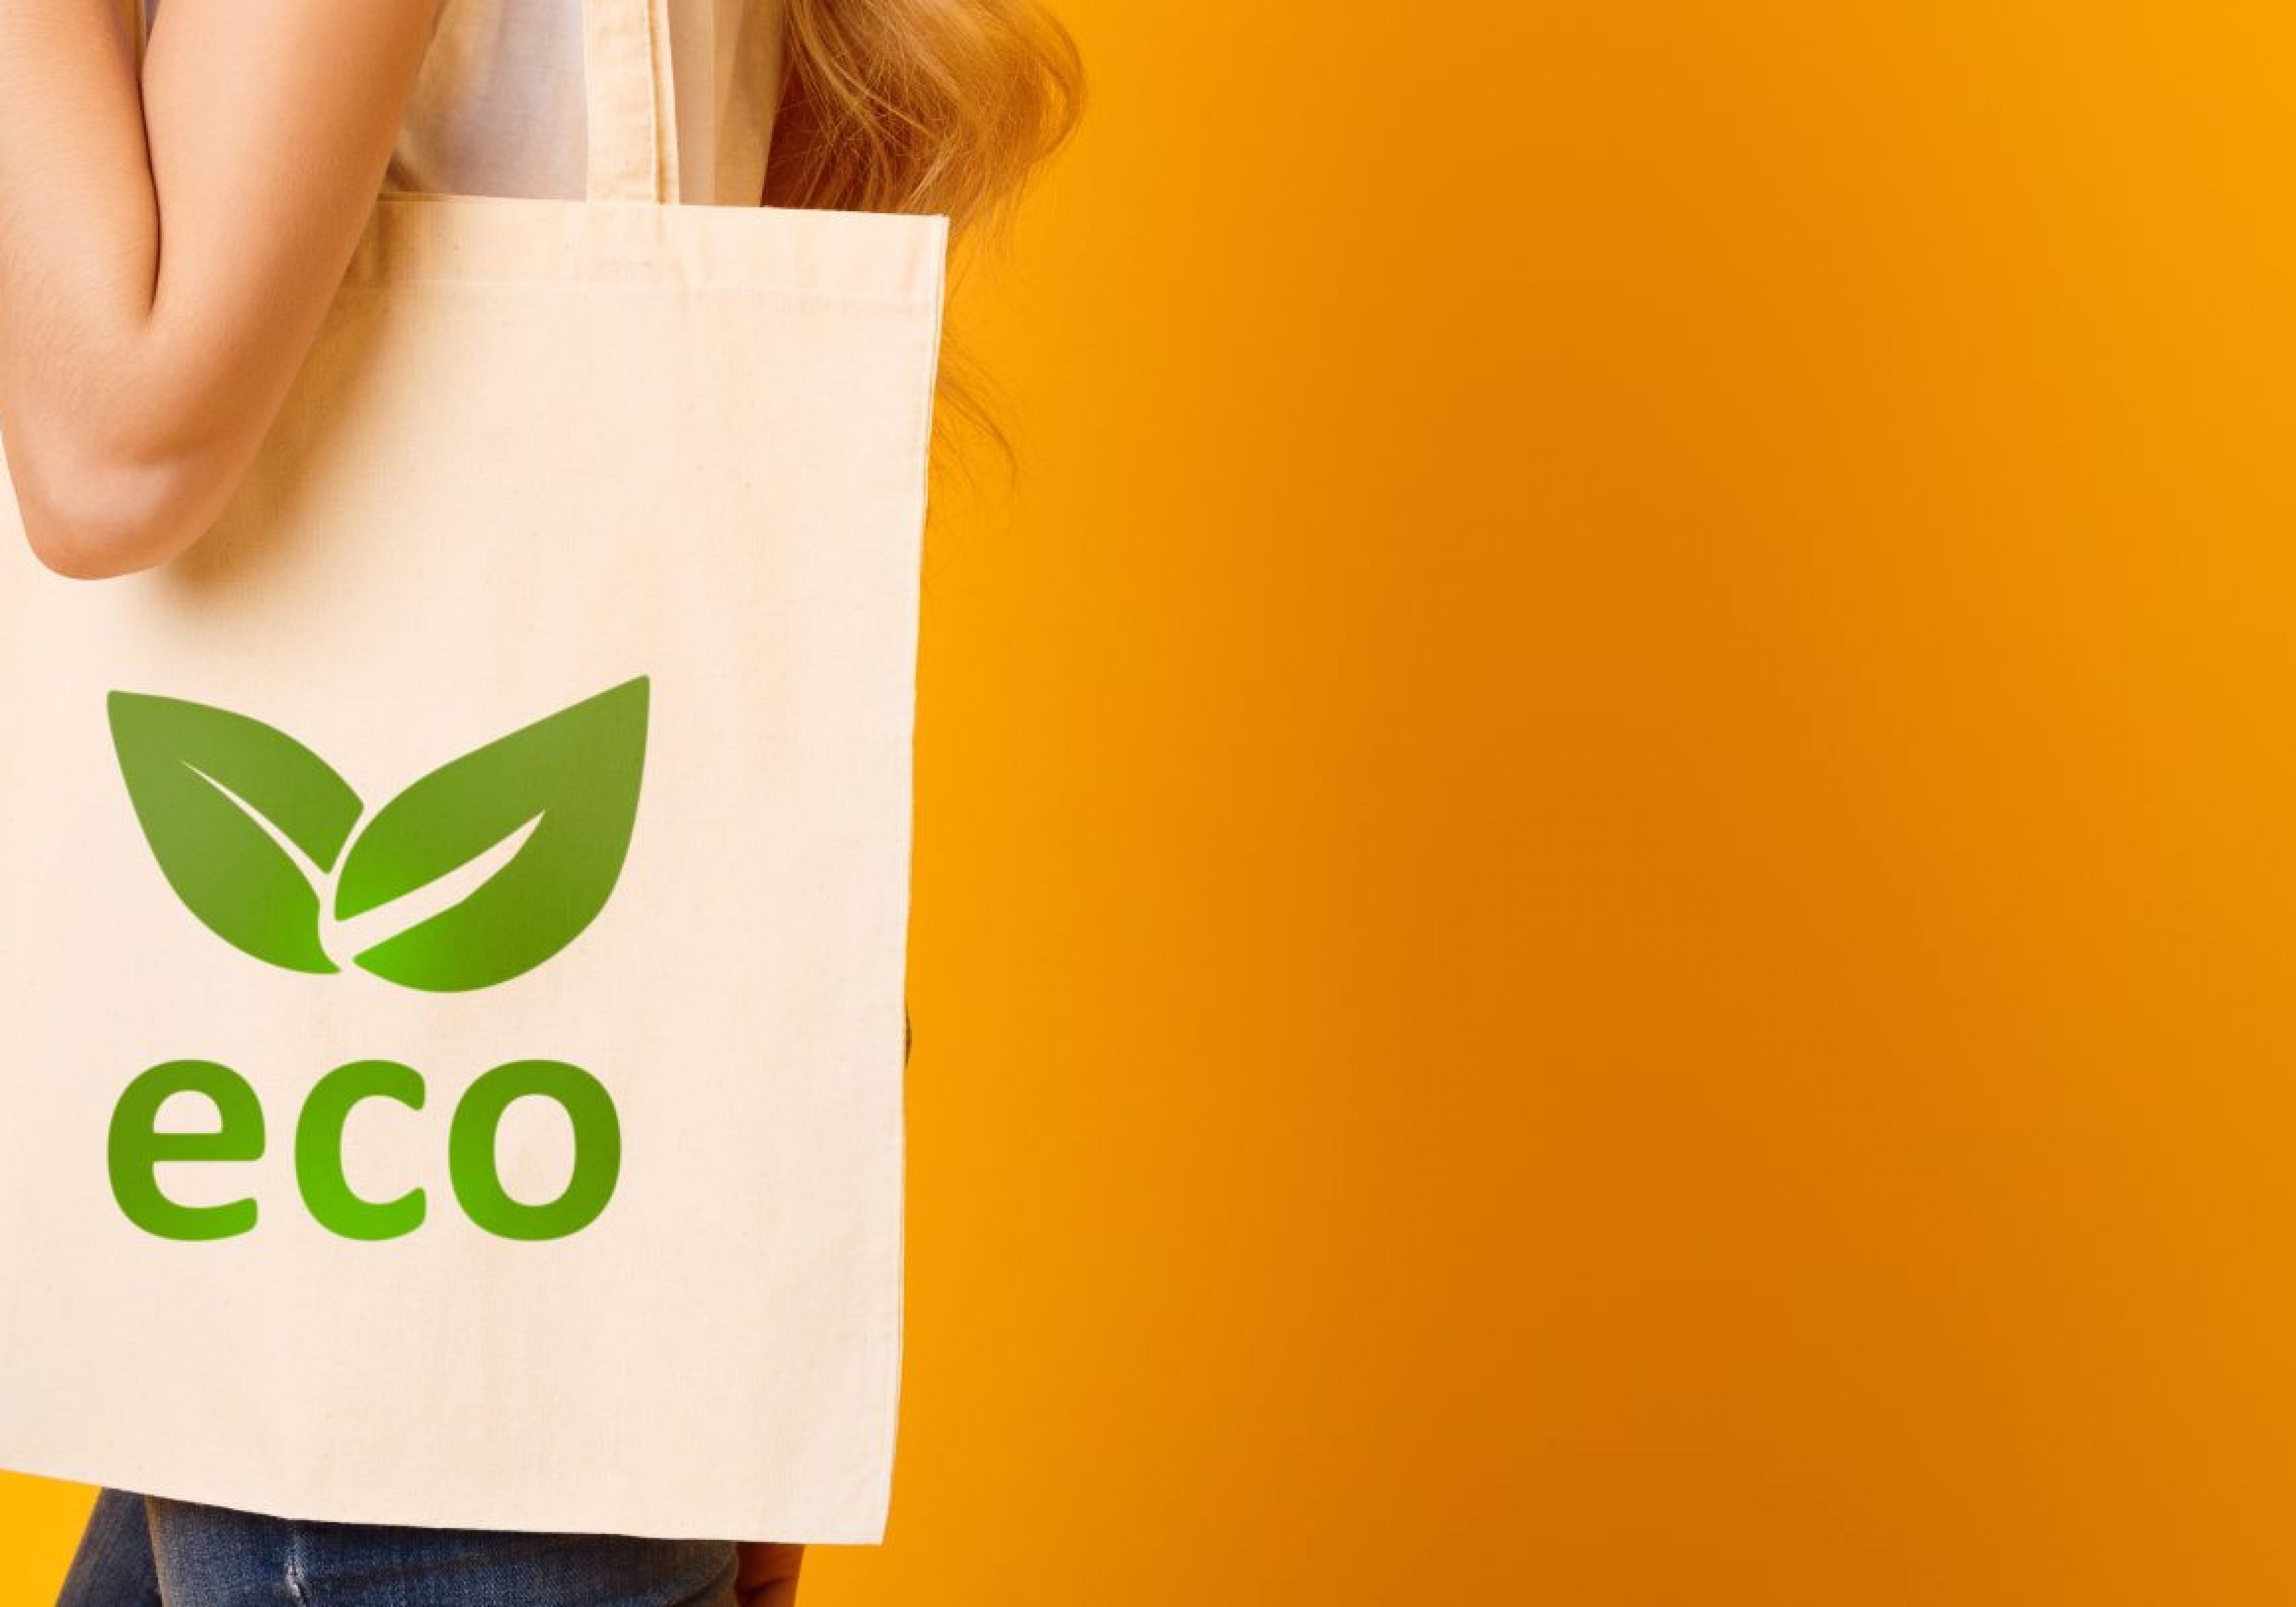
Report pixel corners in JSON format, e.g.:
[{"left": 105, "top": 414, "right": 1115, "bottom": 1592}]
[
  {"left": 0, "top": 0, "right": 436, "bottom": 578},
  {"left": 0, "top": 0, "right": 175, "bottom": 567}
]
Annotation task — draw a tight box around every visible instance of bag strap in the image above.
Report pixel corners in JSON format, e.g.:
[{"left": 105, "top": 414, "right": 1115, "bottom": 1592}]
[{"left": 583, "top": 0, "right": 682, "bottom": 205}]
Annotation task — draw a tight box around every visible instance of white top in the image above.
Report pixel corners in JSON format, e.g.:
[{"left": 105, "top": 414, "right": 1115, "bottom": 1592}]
[{"left": 135, "top": 0, "right": 785, "bottom": 206}]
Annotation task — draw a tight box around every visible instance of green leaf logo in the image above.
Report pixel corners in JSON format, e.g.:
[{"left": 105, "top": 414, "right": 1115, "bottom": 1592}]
[
  {"left": 108, "top": 678, "right": 649, "bottom": 992},
  {"left": 107, "top": 694, "right": 364, "bottom": 974}
]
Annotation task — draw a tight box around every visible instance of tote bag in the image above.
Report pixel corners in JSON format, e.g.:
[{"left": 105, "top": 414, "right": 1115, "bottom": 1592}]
[{"left": 0, "top": 0, "right": 942, "bottom": 1544}]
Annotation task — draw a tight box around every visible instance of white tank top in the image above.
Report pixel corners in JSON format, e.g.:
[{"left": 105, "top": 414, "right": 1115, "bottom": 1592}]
[{"left": 133, "top": 0, "right": 785, "bottom": 207}]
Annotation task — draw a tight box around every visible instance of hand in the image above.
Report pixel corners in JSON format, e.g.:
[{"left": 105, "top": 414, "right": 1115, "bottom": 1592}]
[{"left": 735, "top": 1541, "right": 805, "bottom": 1605}]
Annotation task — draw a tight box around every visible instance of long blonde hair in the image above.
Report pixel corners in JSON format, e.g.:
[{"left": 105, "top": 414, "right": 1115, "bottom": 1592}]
[{"left": 765, "top": 0, "right": 1086, "bottom": 460}]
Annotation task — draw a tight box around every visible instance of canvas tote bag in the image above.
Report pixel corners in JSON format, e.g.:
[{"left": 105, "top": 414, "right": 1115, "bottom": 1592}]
[{"left": 0, "top": 0, "right": 942, "bottom": 1543}]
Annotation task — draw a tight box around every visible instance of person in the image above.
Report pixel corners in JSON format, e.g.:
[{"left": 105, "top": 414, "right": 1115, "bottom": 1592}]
[{"left": 0, "top": 0, "right": 1080, "bottom": 1601}]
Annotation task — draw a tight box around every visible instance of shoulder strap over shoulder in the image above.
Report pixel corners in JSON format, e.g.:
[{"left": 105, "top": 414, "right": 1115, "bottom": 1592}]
[{"left": 583, "top": 0, "right": 682, "bottom": 205}]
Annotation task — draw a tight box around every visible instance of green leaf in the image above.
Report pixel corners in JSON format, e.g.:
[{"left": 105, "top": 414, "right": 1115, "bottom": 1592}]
[
  {"left": 108, "top": 692, "right": 364, "bottom": 974},
  {"left": 335, "top": 678, "right": 649, "bottom": 993}
]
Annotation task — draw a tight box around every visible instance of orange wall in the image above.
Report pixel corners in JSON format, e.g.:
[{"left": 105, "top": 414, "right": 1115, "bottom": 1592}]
[{"left": 20, "top": 1, "right": 2296, "bottom": 1601}]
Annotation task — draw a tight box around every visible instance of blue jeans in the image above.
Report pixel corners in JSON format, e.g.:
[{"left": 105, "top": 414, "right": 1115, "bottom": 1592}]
[{"left": 57, "top": 1489, "right": 738, "bottom": 1606}]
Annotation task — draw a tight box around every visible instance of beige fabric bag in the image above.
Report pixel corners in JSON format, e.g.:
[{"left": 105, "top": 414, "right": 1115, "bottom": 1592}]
[{"left": 0, "top": 0, "right": 940, "bottom": 1543}]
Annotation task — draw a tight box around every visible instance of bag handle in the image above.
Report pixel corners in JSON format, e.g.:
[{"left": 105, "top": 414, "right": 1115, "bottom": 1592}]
[{"left": 583, "top": 0, "right": 683, "bottom": 205}]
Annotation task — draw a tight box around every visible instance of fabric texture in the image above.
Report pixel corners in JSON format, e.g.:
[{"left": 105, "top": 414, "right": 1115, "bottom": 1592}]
[{"left": 58, "top": 1488, "right": 740, "bottom": 1607}]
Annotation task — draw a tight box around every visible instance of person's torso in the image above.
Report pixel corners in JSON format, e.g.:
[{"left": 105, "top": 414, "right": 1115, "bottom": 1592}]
[{"left": 134, "top": 0, "right": 785, "bottom": 207}]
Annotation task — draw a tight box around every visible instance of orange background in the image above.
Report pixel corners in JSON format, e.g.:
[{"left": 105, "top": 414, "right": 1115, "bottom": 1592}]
[{"left": 17, "top": 0, "right": 2296, "bottom": 1600}]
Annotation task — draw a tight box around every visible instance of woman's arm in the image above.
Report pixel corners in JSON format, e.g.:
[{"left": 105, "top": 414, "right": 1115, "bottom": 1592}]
[
  {"left": 0, "top": 0, "right": 439, "bottom": 579},
  {"left": 736, "top": 1540, "right": 803, "bottom": 1605}
]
